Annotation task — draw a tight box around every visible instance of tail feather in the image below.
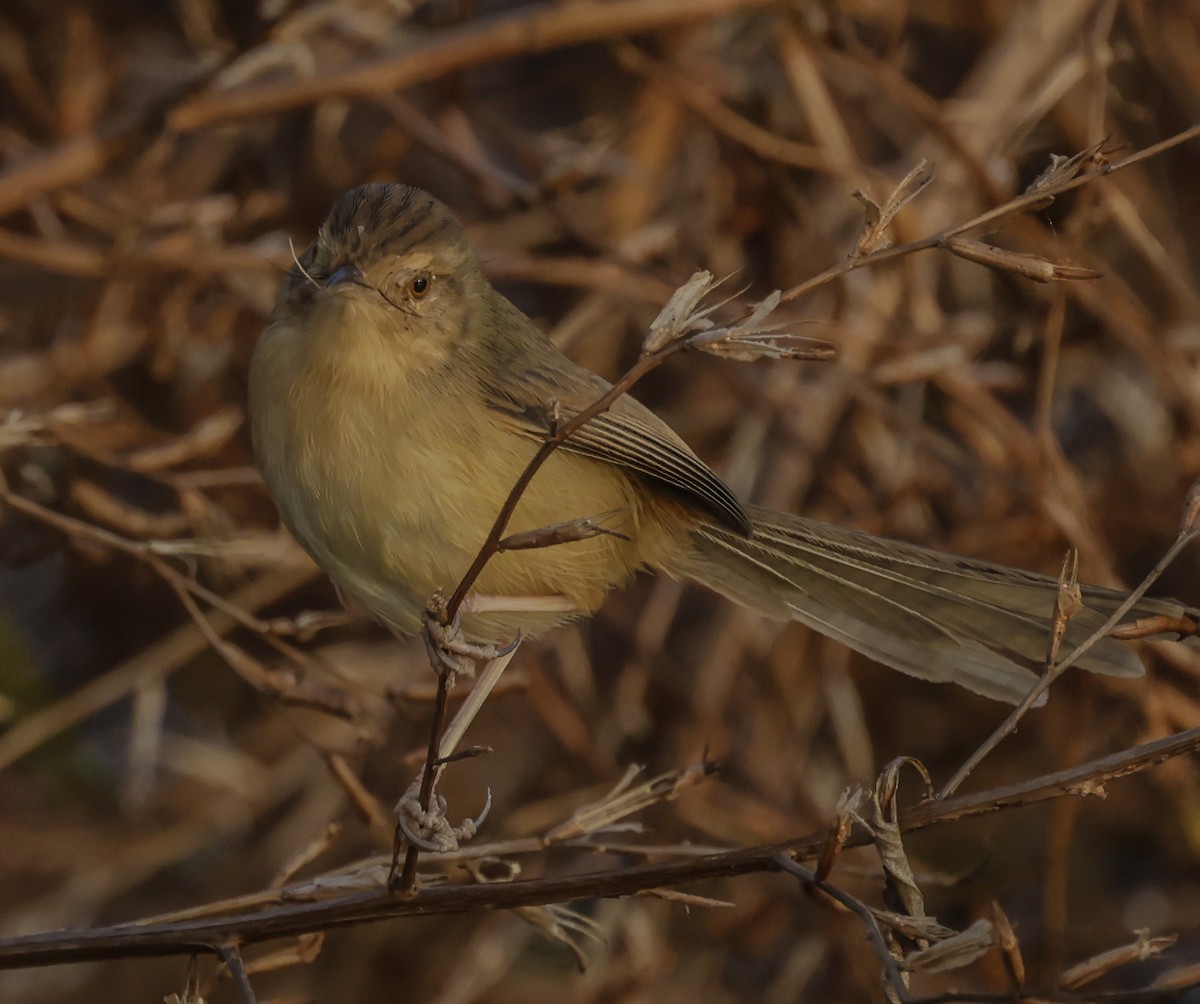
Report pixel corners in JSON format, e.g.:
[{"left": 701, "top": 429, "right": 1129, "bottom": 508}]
[{"left": 666, "top": 505, "right": 1189, "bottom": 704}]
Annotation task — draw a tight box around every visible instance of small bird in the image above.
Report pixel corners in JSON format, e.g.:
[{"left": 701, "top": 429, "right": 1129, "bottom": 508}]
[{"left": 249, "top": 183, "right": 1195, "bottom": 704}]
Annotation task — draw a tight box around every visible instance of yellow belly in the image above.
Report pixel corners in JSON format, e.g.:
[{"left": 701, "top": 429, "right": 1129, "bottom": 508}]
[{"left": 259, "top": 368, "right": 645, "bottom": 640}]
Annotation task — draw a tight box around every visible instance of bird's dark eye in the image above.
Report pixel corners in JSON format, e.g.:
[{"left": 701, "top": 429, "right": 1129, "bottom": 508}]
[{"left": 410, "top": 274, "right": 431, "bottom": 298}]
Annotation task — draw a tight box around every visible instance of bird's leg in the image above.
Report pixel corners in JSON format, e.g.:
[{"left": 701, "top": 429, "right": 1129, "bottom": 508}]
[
  {"left": 398, "top": 592, "right": 570, "bottom": 863},
  {"left": 395, "top": 612, "right": 526, "bottom": 869}
]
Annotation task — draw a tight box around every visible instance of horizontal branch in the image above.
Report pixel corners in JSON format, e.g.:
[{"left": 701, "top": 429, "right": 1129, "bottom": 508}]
[{"left": 2, "top": 724, "right": 1196, "bottom": 970}]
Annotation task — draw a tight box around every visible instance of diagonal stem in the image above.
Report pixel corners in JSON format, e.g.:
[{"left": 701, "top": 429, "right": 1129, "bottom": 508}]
[
  {"left": 392, "top": 665, "right": 455, "bottom": 893},
  {"left": 940, "top": 526, "right": 1200, "bottom": 799}
]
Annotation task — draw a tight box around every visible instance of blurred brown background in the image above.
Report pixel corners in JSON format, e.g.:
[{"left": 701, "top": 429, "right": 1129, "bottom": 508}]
[{"left": 2, "top": 0, "right": 1200, "bottom": 1001}]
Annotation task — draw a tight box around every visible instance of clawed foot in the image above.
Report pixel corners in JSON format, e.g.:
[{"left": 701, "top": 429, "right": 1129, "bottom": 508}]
[
  {"left": 422, "top": 594, "right": 518, "bottom": 676},
  {"left": 395, "top": 779, "right": 493, "bottom": 853}
]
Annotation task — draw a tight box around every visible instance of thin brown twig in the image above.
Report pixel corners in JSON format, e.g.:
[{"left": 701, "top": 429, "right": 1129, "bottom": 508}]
[
  {"left": 777, "top": 122, "right": 1200, "bottom": 305},
  {"left": 772, "top": 854, "right": 909, "bottom": 997},
  {"left": 392, "top": 667, "right": 454, "bottom": 893},
  {"left": 218, "top": 942, "right": 259, "bottom": 1004},
  {"left": 940, "top": 524, "right": 1200, "bottom": 798},
  {"left": 1, "top": 722, "right": 1195, "bottom": 971}
]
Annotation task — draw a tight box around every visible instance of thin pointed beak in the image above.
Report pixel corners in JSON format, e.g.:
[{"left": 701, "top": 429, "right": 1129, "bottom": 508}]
[{"left": 325, "top": 264, "right": 364, "bottom": 289}]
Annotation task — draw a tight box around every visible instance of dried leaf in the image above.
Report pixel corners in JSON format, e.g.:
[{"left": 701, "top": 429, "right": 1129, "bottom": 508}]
[
  {"left": 240, "top": 932, "right": 325, "bottom": 975},
  {"left": 741, "top": 287, "right": 782, "bottom": 329},
  {"left": 903, "top": 919, "right": 994, "bottom": 973},
  {"left": 1110, "top": 612, "right": 1200, "bottom": 641},
  {"left": 991, "top": 900, "right": 1025, "bottom": 987},
  {"left": 515, "top": 903, "right": 606, "bottom": 972},
  {"left": 852, "top": 159, "right": 935, "bottom": 255},
  {"left": 1046, "top": 549, "right": 1082, "bottom": 663},
  {"left": 545, "top": 760, "right": 716, "bottom": 842},
  {"left": 944, "top": 238, "right": 1102, "bottom": 283},
  {"left": 1059, "top": 929, "right": 1177, "bottom": 989},
  {"left": 636, "top": 888, "right": 733, "bottom": 909},
  {"left": 498, "top": 513, "right": 630, "bottom": 551},
  {"left": 691, "top": 289, "right": 835, "bottom": 363},
  {"left": 872, "top": 910, "right": 956, "bottom": 941},
  {"left": 817, "top": 785, "right": 868, "bottom": 881},
  {"left": 645, "top": 275, "right": 835, "bottom": 364},
  {"left": 643, "top": 270, "right": 721, "bottom": 352},
  {"left": 1056, "top": 549, "right": 1083, "bottom": 619},
  {"left": 871, "top": 758, "right": 934, "bottom": 920},
  {"left": 696, "top": 331, "right": 836, "bottom": 363},
  {"left": 1024, "top": 138, "right": 1118, "bottom": 196}
]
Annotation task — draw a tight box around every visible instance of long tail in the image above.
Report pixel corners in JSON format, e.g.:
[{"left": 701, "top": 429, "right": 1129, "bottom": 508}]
[{"left": 663, "top": 505, "right": 1191, "bottom": 704}]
